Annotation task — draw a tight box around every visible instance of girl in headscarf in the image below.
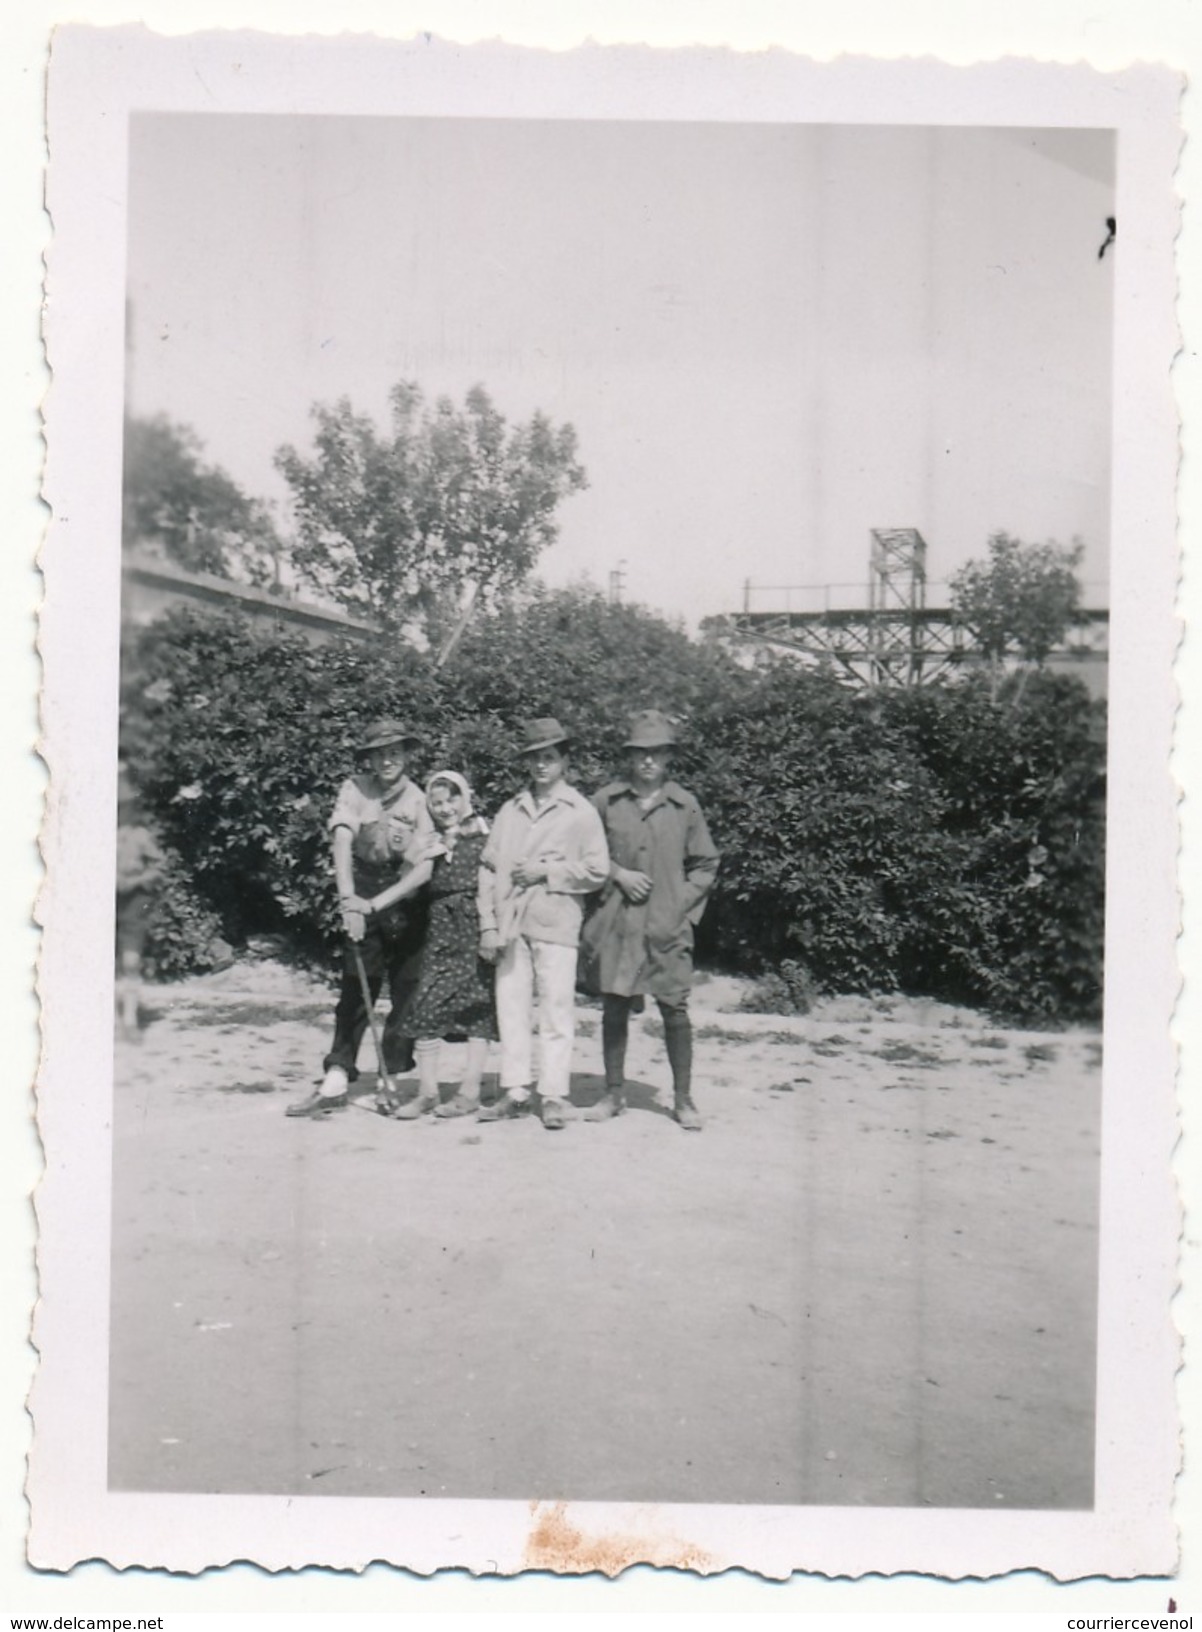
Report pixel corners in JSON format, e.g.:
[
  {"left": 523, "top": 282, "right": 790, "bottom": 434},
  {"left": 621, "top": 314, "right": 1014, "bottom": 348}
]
[{"left": 363, "top": 770, "right": 498, "bottom": 1119}]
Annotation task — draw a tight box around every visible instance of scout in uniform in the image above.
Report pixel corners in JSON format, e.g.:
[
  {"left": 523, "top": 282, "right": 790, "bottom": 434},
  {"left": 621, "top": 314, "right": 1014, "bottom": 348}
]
[{"left": 286, "top": 718, "right": 434, "bottom": 1117}]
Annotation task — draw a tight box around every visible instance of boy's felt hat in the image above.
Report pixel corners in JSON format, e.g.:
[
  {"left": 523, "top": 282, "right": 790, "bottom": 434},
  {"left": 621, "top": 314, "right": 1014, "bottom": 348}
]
[
  {"left": 519, "top": 716, "right": 571, "bottom": 755},
  {"left": 360, "top": 718, "right": 421, "bottom": 752},
  {"left": 623, "top": 709, "right": 678, "bottom": 750}
]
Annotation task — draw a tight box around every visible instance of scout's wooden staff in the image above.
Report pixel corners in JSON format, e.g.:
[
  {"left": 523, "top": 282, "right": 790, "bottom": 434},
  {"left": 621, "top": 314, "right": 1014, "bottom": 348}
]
[{"left": 348, "top": 939, "right": 402, "bottom": 1113}]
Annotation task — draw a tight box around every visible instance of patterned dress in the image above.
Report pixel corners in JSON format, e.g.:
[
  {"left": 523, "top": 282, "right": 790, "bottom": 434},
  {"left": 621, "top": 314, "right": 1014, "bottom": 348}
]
[{"left": 399, "top": 830, "right": 498, "bottom": 1041}]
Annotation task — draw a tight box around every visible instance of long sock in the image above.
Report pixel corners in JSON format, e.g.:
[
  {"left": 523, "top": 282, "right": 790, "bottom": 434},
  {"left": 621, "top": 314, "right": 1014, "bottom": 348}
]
[
  {"left": 661, "top": 1005, "right": 693, "bottom": 1101},
  {"left": 461, "top": 1036, "right": 488, "bottom": 1100},
  {"left": 414, "top": 1038, "right": 441, "bottom": 1101},
  {"left": 601, "top": 996, "right": 631, "bottom": 1090}
]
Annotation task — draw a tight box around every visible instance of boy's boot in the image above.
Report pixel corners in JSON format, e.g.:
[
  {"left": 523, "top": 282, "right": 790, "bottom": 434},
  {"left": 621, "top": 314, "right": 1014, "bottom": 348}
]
[
  {"left": 478, "top": 1086, "right": 533, "bottom": 1122},
  {"left": 662, "top": 1004, "right": 701, "bottom": 1131},
  {"left": 587, "top": 996, "right": 630, "bottom": 1120},
  {"left": 539, "top": 1095, "right": 568, "bottom": 1131}
]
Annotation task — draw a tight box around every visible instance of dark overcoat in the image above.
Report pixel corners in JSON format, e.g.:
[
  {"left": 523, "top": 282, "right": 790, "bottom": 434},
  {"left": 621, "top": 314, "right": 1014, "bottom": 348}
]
[{"left": 580, "top": 779, "right": 719, "bottom": 1001}]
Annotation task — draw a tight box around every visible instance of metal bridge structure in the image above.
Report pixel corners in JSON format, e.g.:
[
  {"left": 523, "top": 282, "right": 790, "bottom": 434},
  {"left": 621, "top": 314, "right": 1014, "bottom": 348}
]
[{"left": 727, "top": 529, "right": 1109, "bottom": 690}]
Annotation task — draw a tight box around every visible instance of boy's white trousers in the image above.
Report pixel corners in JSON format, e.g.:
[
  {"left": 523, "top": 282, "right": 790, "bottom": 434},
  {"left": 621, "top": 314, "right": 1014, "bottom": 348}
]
[{"left": 494, "top": 936, "right": 579, "bottom": 1100}]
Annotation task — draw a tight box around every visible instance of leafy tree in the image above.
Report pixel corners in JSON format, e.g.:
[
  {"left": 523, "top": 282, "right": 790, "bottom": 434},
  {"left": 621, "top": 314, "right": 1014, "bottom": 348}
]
[
  {"left": 950, "top": 532, "right": 1084, "bottom": 702},
  {"left": 274, "top": 383, "right": 587, "bottom": 638},
  {"left": 122, "top": 412, "right": 282, "bottom": 583}
]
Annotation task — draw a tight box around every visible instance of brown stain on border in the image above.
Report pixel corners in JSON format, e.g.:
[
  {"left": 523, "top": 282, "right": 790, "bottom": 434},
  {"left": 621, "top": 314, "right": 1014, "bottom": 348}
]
[{"left": 522, "top": 1500, "right": 717, "bottom": 1577}]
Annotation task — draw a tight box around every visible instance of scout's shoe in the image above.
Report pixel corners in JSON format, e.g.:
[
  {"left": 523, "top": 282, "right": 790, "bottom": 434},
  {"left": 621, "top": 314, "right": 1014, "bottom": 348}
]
[
  {"left": 539, "top": 1097, "right": 568, "bottom": 1131},
  {"left": 584, "top": 1089, "right": 624, "bottom": 1122},
  {"left": 673, "top": 1096, "right": 702, "bottom": 1132},
  {"left": 477, "top": 1092, "right": 532, "bottom": 1123},
  {"left": 286, "top": 1067, "right": 349, "bottom": 1117}
]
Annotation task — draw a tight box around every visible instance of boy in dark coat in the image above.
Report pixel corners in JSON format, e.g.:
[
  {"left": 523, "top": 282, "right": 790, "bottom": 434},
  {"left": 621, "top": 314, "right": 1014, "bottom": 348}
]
[{"left": 580, "top": 711, "right": 719, "bottom": 1130}]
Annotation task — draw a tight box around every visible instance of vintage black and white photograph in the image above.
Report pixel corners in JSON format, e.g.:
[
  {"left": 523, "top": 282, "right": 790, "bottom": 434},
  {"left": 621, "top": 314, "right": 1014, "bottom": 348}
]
[
  {"left": 31, "top": 31, "right": 1181, "bottom": 1580},
  {"left": 110, "top": 110, "right": 1114, "bottom": 1511}
]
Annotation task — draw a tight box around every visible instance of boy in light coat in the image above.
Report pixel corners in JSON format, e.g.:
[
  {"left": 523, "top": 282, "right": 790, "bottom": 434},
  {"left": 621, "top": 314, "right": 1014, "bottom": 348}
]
[{"left": 477, "top": 717, "right": 610, "bottom": 1131}]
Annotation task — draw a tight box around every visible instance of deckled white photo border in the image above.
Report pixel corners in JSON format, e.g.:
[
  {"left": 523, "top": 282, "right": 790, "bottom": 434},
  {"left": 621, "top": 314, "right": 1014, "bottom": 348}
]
[{"left": 32, "top": 27, "right": 1182, "bottom": 1579}]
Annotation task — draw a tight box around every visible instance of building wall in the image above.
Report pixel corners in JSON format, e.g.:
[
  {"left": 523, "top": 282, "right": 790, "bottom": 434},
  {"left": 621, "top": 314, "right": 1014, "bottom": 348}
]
[{"left": 121, "top": 552, "right": 381, "bottom": 648}]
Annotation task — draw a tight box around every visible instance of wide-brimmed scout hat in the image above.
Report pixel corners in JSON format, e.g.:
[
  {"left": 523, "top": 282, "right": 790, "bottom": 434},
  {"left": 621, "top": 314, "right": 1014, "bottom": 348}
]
[
  {"left": 518, "top": 716, "right": 571, "bottom": 756},
  {"left": 623, "top": 709, "right": 678, "bottom": 750},
  {"left": 360, "top": 718, "right": 421, "bottom": 753}
]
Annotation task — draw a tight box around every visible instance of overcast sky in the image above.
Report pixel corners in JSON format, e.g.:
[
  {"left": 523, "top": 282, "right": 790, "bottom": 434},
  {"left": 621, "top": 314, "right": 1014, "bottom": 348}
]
[{"left": 125, "top": 116, "right": 1114, "bottom": 625}]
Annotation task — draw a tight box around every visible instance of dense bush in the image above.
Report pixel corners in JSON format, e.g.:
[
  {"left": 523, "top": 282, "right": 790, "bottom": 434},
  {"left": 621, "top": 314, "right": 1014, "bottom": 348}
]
[
  {"left": 880, "top": 672, "right": 1106, "bottom": 1017},
  {"left": 684, "top": 664, "right": 981, "bottom": 995},
  {"left": 141, "top": 850, "right": 231, "bottom": 981},
  {"left": 119, "top": 589, "right": 1106, "bottom": 1021},
  {"left": 442, "top": 585, "right": 752, "bottom": 802}
]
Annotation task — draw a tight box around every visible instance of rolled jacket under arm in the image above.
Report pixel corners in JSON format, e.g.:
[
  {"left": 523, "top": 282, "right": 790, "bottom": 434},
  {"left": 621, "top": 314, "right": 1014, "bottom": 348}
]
[{"left": 477, "top": 780, "right": 611, "bottom": 947}]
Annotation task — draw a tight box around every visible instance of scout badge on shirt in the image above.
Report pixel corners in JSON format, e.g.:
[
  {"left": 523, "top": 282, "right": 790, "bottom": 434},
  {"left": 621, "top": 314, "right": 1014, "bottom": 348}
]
[{"left": 386, "top": 806, "right": 418, "bottom": 856}]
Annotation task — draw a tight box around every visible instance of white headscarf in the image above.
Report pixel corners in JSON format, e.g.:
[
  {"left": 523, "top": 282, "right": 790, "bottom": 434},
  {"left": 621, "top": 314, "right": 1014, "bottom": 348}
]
[{"left": 423, "top": 770, "right": 489, "bottom": 856}]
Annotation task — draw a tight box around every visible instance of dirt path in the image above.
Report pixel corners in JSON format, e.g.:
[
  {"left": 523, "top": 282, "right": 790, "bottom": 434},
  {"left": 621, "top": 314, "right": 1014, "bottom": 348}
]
[{"left": 108, "top": 966, "right": 1100, "bottom": 1508}]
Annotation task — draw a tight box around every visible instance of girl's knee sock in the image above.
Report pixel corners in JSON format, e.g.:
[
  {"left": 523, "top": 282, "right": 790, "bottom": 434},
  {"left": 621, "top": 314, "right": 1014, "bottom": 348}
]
[{"left": 414, "top": 1037, "right": 441, "bottom": 1102}]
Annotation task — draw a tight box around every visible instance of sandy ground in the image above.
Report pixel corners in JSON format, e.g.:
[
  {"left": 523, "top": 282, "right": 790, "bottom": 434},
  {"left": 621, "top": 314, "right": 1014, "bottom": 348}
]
[{"left": 108, "top": 963, "right": 1100, "bottom": 1510}]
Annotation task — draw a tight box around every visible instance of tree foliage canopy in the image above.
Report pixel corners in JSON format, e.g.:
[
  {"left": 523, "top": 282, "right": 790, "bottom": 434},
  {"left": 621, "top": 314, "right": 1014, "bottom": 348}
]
[
  {"left": 274, "top": 382, "right": 588, "bottom": 636},
  {"left": 950, "top": 531, "right": 1084, "bottom": 671},
  {"left": 123, "top": 412, "right": 282, "bottom": 582}
]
